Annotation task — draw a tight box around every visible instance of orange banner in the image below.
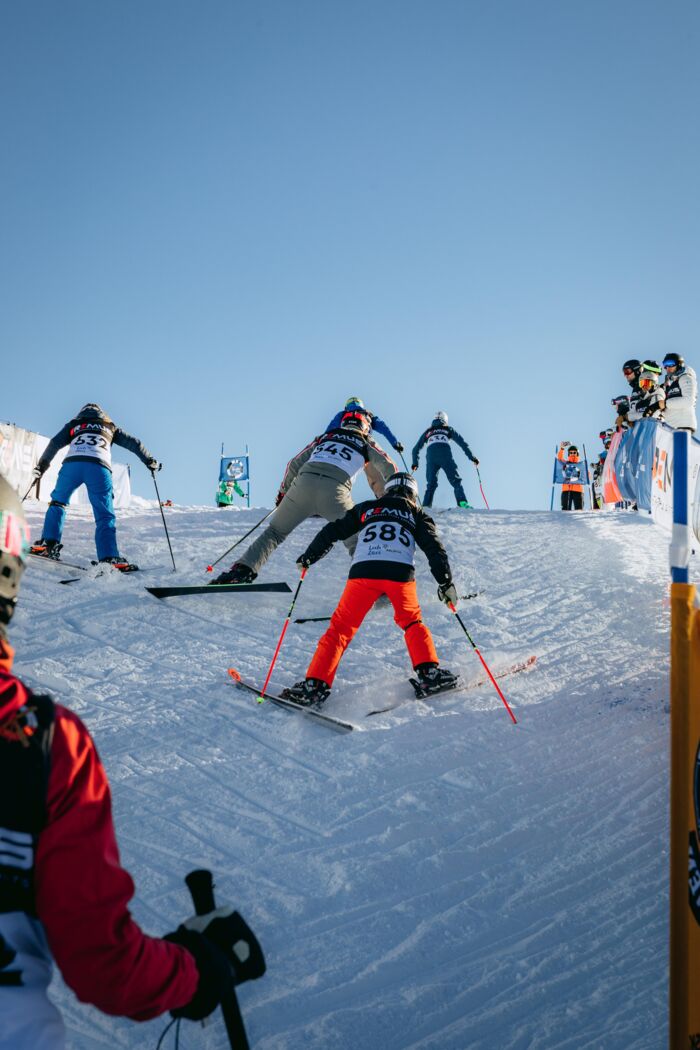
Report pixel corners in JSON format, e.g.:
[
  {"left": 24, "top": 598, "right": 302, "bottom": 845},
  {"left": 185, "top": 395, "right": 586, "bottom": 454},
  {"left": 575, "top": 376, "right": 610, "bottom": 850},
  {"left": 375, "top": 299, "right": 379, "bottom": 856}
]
[{"left": 669, "top": 582, "right": 700, "bottom": 1048}]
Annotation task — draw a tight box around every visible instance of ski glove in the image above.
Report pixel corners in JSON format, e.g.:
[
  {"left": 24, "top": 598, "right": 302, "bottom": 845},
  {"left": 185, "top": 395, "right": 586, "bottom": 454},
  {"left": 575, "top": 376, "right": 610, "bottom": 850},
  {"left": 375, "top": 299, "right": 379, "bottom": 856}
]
[
  {"left": 31, "top": 464, "right": 44, "bottom": 479},
  {"left": 147, "top": 459, "right": 162, "bottom": 472},
  {"left": 275, "top": 489, "right": 285, "bottom": 506},
  {"left": 297, "top": 553, "right": 314, "bottom": 570},
  {"left": 472, "top": 458, "right": 480, "bottom": 467},
  {"left": 394, "top": 441, "right": 404, "bottom": 453},
  {"left": 411, "top": 463, "right": 418, "bottom": 472},
  {"left": 437, "top": 582, "right": 458, "bottom": 606},
  {"left": 166, "top": 907, "right": 266, "bottom": 1021}
]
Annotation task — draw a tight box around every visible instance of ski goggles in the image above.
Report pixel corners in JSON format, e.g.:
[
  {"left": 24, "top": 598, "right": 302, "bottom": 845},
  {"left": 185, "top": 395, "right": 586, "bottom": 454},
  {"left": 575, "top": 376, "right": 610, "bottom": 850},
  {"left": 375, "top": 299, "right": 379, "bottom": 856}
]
[
  {"left": 622, "top": 367, "right": 637, "bottom": 376},
  {"left": 0, "top": 510, "right": 30, "bottom": 564},
  {"left": 663, "top": 359, "right": 678, "bottom": 369}
]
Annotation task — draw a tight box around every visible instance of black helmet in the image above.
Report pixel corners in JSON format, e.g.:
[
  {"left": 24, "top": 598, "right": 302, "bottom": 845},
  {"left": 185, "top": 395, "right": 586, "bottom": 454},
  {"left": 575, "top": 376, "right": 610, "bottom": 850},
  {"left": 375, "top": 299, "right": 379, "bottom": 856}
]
[
  {"left": 384, "top": 472, "right": 419, "bottom": 501},
  {"left": 622, "top": 359, "right": 641, "bottom": 374},
  {"left": 77, "top": 403, "right": 110, "bottom": 421},
  {"left": 0, "top": 474, "right": 30, "bottom": 632},
  {"left": 663, "top": 353, "right": 684, "bottom": 369}
]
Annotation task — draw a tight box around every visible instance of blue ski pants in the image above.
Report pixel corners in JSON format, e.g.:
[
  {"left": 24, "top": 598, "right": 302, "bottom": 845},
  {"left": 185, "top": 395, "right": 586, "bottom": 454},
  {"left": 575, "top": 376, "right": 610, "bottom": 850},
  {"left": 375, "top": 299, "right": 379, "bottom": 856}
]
[
  {"left": 423, "top": 449, "right": 467, "bottom": 507},
  {"left": 42, "top": 460, "right": 120, "bottom": 560}
]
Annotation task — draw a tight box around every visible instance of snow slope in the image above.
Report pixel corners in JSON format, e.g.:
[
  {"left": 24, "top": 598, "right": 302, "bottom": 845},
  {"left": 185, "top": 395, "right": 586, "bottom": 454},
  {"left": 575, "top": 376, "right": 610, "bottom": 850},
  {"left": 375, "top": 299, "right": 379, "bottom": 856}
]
[{"left": 14, "top": 502, "right": 673, "bottom": 1049}]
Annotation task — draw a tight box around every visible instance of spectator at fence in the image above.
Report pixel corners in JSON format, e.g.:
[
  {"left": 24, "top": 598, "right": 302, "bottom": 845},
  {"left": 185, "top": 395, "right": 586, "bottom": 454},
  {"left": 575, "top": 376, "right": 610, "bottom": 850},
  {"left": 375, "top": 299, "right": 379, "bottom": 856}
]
[
  {"left": 662, "top": 353, "right": 697, "bottom": 432},
  {"left": 557, "top": 441, "right": 584, "bottom": 511},
  {"left": 636, "top": 362, "right": 666, "bottom": 420}
]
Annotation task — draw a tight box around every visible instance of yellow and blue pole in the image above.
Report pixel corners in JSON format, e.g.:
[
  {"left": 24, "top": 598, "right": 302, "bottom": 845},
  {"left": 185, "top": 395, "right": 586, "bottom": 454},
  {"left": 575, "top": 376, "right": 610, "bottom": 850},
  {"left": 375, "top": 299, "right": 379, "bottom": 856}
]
[{"left": 669, "top": 428, "right": 700, "bottom": 1048}]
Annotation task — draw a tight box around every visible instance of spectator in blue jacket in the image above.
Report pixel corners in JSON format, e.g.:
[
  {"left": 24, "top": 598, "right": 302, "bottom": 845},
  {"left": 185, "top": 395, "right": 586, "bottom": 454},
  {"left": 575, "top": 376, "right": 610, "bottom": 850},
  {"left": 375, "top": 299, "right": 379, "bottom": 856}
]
[
  {"left": 325, "top": 397, "right": 404, "bottom": 454},
  {"left": 411, "top": 412, "right": 479, "bottom": 508}
]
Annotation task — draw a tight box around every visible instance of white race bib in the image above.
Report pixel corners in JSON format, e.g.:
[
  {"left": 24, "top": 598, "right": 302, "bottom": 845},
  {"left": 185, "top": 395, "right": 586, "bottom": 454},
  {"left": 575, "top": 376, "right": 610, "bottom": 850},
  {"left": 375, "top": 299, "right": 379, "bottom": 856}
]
[
  {"left": 67, "top": 425, "right": 112, "bottom": 467},
  {"left": 352, "top": 519, "right": 416, "bottom": 568},
  {"left": 427, "top": 429, "right": 450, "bottom": 446},
  {"left": 308, "top": 439, "right": 365, "bottom": 480}
]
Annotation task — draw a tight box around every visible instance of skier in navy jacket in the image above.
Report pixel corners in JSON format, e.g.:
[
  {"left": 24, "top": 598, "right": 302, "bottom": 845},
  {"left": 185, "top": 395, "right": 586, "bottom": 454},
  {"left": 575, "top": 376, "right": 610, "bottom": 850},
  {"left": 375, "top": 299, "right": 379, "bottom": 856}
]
[{"left": 411, "top": 412, "right": 479, "bottom": 508}]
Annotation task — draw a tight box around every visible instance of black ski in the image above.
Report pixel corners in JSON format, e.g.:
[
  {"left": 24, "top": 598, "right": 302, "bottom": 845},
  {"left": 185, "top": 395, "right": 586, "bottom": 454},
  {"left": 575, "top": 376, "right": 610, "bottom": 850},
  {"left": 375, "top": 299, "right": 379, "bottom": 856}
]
[
  {"left": 148, "top": 582, "right": 292, "bottom": 599},
  {"left": 366, "top": 655, "right": 536, "bottom": 717},
  {"left": 228, "top": 671, "right": 354, "bottom": 733},
  {"left": 30, "top": 552, "right": 89, "bottom": 572}
]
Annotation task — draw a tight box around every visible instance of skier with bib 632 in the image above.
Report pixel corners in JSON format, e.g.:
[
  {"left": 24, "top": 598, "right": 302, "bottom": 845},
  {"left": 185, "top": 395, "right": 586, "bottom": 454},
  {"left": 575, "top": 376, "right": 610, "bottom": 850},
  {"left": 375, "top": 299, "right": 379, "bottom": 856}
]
[
  {"left": 29, "top": 404, "right": 161, "bottom": 572},
  {"left": 0, "top": 474, "right": 266, "bottom": 1048},
  {"left": 411, "top": 412, "right": 479, "bottom": 508},
  {"left": 282, "top": 471, "right": 459, "bottom": 707},
  {"left": 211, "top": 412, "right": 396, "bottom": 584}
]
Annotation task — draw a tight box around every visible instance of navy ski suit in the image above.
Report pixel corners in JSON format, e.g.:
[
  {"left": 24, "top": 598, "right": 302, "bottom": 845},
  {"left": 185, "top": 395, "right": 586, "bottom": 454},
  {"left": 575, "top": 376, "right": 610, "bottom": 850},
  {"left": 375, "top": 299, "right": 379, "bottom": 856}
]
[{"left": 411, "top": 420, "right": 477, "bottom": 507}]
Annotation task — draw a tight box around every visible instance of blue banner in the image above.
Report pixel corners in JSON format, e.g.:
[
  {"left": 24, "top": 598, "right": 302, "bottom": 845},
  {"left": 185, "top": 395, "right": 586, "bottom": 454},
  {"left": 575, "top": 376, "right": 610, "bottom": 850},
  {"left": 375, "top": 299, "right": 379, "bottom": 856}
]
[
  {"left": 219, "top": 455, "right": 249, "bottom": 482},
  {"left": 553, "top": 457, "right": 590, "bottom": 485},
  {"left": 615, "top": 419, "right": 656, "bottom": 510}
]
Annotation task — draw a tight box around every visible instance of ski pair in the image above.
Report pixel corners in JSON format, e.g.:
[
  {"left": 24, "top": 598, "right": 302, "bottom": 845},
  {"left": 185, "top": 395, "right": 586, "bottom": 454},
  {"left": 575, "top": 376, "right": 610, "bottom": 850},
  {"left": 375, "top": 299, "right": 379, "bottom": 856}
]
[{"left": 366, "top": 655, "right": 537, "bottom": 716}]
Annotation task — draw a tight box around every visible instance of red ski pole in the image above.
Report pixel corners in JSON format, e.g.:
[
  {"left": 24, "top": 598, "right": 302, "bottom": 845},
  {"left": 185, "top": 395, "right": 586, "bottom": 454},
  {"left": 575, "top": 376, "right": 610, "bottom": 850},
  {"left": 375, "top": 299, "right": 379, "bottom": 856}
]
[
  {"left": 256, "top": 569, "right": 307, "bottom": 703},
  {"left": 449, "top": 603, "right": 517, "bottom": 723},
  {"left": 475, "top": 466, "right": 490, "bottom": 509}
]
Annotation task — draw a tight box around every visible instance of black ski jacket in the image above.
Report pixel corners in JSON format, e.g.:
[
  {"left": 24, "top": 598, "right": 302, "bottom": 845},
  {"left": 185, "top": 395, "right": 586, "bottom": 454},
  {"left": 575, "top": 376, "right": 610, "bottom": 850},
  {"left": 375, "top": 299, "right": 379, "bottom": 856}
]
[{"left": 301, "top": 496, "right": 452, "bottom": 584}]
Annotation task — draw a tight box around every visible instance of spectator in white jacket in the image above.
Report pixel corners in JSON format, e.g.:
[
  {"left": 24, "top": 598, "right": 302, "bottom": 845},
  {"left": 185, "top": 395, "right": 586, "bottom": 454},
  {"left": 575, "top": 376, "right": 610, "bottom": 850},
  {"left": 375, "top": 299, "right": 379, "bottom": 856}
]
[{"left": 663, "top": 353, "right": 697, "bottom": 432}]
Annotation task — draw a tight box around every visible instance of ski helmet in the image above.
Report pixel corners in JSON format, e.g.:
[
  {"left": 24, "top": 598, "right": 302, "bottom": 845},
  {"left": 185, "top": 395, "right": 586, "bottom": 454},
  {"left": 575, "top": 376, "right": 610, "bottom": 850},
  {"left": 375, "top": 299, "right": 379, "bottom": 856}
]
[
  {"left": 341, "top": 411, "right": 370, "bottom": 435},
  {"left": 663, "top": 353, "right": 684, "bottom": 369},
  {"left": 345, "top": 396, "right": 364, "bottom": 410},
  {"left": 384, "top": 472, "right": 419, "bottom": 501},
  {"left": 435, "top": 411, "right": 448, "bottom": 425},
  {"left": 77, "top": 403, "right": 109, "bottom": 421},
  {"left": 622, "top": 359, "right": 641, "bottom": 375},
  {"left": 0, "top": 474, "right": 30, "bottom": 632},
  {"left": 567, "top": 445, "right": 579, "bottom": 456}
]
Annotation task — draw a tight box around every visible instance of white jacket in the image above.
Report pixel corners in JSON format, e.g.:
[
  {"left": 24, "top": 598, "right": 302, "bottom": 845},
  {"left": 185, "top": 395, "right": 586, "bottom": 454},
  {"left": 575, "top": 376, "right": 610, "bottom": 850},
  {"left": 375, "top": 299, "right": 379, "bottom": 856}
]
[{"left": 664, "top": 366, "right": 697, "bottom": 431}]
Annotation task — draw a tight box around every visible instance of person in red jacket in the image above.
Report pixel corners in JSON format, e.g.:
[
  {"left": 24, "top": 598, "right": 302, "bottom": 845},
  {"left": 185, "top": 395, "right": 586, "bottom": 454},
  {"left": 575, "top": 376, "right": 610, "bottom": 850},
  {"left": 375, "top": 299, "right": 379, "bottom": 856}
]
[{"left": 0, "top": 474, "right": 264, "bottom": 1047}]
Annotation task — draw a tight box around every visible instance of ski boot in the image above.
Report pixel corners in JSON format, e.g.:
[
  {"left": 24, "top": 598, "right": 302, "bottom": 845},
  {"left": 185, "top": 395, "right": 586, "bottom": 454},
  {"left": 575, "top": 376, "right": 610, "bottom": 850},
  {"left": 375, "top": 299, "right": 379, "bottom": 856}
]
[
  {"left": 99, "top": 556, "right": 139, "bottom": 573},
  {"left": 458, "top": 500, "right": 471, "bottom": 509},
  {"left": 30, "top": 539, "right": 62, "bottom": 560},
  {"left": 411, "top": 663, "right": 460, "bottom": 698},
  {"left": 281, "top": 678, "right": 331, "bottom": 707},
  {"left": 210, "top": 562, "right": 257, "bottom": 585}
]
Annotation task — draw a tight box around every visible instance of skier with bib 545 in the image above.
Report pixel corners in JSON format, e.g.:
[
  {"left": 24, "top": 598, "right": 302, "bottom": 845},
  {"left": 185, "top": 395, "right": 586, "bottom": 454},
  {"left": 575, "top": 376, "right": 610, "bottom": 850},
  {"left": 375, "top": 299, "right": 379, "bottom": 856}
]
[
  {"left": 30, "top": 404, "right": 161, "bottom": 572},
  {"left": 411, "top": 412, "right": 479, "bottom": 508},
  {"left": 211, "top": 412, "right": 396, "bottom": 584},
  {"left": 0, "top": 474, "right": 266, "bottom": 1048},
  {"left": 282, "top": 471, "right": 459, "bottom": 706}
]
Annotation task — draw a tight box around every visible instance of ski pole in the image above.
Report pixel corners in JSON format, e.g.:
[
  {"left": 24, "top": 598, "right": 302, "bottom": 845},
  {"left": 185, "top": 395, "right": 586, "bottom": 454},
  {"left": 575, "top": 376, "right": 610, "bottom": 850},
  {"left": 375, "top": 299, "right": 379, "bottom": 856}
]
[
  {"left": 206, "top": 508, "right": 274, "bottom": 574},
  {"left": 184, "top": 869, "right": 249, "bottom": 1050},
  {"left": 257, "top": 569, "right": 307, "bottom": 703},
  {"left": 448, "top": 603, "right": 517, "bottom": 724},
  {"left": 150, "top": 469, "right": 177, "bottom": 572},
  {"left": 475, "top": 466, "right": 490, "bottom": 509}
]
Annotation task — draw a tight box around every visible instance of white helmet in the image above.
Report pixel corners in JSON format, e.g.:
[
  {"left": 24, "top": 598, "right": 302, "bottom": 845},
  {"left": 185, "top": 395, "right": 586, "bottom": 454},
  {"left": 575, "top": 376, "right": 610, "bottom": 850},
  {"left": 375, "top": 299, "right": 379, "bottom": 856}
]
[{"left": 435, "top": 411, "right": 448, "bottom": 425}]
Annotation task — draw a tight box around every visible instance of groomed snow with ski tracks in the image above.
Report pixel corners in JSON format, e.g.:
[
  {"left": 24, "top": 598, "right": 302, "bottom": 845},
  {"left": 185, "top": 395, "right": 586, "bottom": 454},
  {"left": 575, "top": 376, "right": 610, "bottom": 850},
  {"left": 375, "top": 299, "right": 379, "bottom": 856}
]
[{"left": 15, "top": 501, "right": 672, "bottom": 1049}]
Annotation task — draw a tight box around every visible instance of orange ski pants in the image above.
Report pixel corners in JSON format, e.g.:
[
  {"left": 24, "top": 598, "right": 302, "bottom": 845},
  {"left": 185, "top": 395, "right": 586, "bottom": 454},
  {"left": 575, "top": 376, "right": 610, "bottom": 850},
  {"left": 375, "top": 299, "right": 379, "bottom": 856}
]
[{"left": 306, "top": 578, "right": 438, "bottom": 686}]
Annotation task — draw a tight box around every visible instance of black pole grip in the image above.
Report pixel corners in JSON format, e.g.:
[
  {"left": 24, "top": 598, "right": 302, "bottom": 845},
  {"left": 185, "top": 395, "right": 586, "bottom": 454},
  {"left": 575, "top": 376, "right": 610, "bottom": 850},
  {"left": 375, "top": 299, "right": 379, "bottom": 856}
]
[
  {"left": 185, "top": 868, "right": 216, "bottom": 915},
  {"left": 183, "top": 869, "right": 251, "bottom": 1050}
]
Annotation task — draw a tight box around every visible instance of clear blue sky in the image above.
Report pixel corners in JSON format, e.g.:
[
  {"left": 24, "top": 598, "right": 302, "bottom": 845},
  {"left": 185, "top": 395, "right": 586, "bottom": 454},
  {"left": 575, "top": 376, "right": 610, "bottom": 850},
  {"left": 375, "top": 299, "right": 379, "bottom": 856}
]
[{"left": 2, "top": 1, "right": 698, "bottom": 509}]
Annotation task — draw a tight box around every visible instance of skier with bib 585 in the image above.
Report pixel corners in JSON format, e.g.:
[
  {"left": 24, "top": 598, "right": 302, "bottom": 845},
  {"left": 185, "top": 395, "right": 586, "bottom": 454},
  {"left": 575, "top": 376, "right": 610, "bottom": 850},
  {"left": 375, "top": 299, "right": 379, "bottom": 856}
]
[
  {"left": 30, "top": 404, "right": 161, "bottom": 572},
  {"left": 282, "top": 471, "right": 459, "bottom": 706},
  {"left": 211, "top": 412, "right": 396, "bottom": 584},
  {"left": 411, "top": 412, "right": 479, "bottom": 508}
]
